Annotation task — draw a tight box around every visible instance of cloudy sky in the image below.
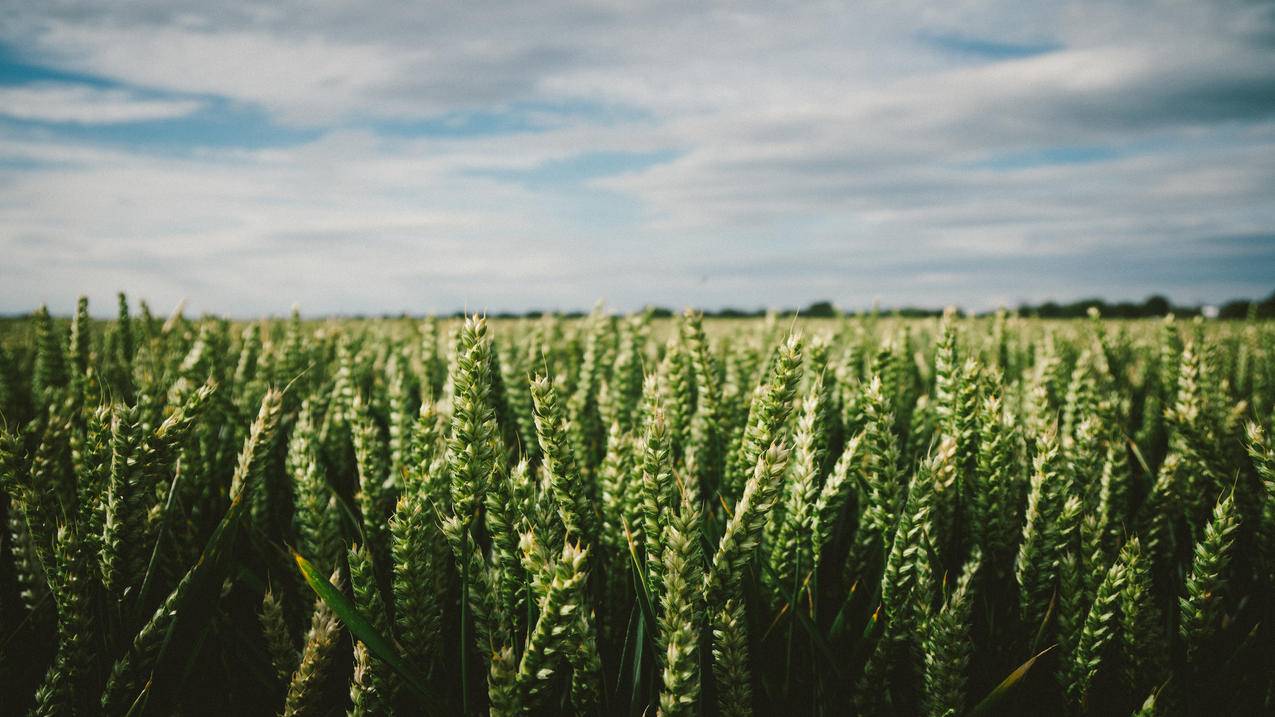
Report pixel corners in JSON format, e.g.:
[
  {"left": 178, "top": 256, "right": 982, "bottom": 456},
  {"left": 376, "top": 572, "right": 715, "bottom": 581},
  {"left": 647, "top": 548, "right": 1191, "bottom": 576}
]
[{"left": 1, "top": 1, "right": 1273, "bottom": 316}]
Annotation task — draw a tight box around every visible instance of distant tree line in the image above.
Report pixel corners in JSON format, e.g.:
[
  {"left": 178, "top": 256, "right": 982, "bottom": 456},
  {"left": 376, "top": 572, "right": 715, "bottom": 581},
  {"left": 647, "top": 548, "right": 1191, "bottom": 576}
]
[
  {"left": 691, "top": 292, "right": 1275, "bottom": 320},
  {"left": 484, "top": 301, "right": 940, "bottom": 320},
  {"left": 9, "top": 290, "right": 1272, "bottom": 322},
  {"left": 1015, "top": 291, "right": 1275, "bottom": 319},
  {"left": 635, "top": 292, "right": 1275, "bottom": 320}
]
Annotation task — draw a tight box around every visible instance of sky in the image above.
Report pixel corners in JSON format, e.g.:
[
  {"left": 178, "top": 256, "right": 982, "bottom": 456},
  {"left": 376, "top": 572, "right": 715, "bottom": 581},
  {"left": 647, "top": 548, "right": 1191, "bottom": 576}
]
[{"left": 0, "top": 0, "right": 1273, "bottom": 316}]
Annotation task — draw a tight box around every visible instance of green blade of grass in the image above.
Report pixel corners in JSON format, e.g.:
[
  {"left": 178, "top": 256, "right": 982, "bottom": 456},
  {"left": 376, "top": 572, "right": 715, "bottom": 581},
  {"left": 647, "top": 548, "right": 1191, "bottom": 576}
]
[
  {"left": 118, "top": 477, "right": 255, "bottom": 715},
  {"left": 133, "top": 468, "right": 184, "bottom": 616},
  {"left": 1029, "top": 591, "right": 1057, "bottom": 654},
  {"left": 789, "top": 596, "right": 844, "bottom": 682},
  {"left": 614, "top": 604, "right": 640, "bottom": 705},
  {"left": 293, "top": 549, "right": 443, "bottom": 717},
  {"left": 622, "top": 519, "right": 659, "bottom": 644},
  {"left": 629, "top": 611, "right": 648, "bottom": 717},
  {"left": 969, "top": 645, "right": 1054, "bottom": 717}
]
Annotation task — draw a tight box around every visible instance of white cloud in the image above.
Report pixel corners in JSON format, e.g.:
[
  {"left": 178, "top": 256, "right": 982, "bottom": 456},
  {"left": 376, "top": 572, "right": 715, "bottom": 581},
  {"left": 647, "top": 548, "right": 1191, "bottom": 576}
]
[
  {"left": 0, "top": 131, "right": 647, "bottom": 315},
  {"left": 0, "top": 0, "right": 1272, "bottom": 312},
  {"left": 30, "top": 26, "right": 403, "bottom": 125},
  {"left": 0, "top": 82, "right": 202, "bottom": 123}
]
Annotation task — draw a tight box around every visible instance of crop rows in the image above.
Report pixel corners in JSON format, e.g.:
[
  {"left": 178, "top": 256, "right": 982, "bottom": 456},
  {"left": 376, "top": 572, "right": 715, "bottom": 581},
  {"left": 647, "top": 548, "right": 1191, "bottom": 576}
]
[{"left": 0, "top": 297, "right": 1272, "bottom": 715}]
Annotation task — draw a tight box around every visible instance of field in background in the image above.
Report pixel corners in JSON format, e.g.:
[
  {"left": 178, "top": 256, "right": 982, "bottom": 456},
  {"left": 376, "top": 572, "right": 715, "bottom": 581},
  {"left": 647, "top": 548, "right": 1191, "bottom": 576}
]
[{"left": 1, "top": 298, "right": 1272, "bottom": 716}]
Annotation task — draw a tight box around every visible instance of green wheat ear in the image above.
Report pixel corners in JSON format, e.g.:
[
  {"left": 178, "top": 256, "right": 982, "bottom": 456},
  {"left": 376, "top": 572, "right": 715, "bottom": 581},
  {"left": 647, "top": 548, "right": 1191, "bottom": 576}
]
[
  {"left": 658, "top": 494, "right": 704, "bottom": 717},
  {"left": 1066, "top": 547, "right": 1129, "bottom": 703},
  {"left": 447, "top": 314, "right": 501, "bottom": 526},
  {"left": 770, "top": 372, "right": 827, "bottom": 602},
  {"left": 922, "top": 549, "right": 980, "bottom": 717},
  {"left": 530, "top": 372, "right": 593, "bottom": 547},
  {"left": 516, "top": 541, "right": 590, "bottom": 707},
  {"left": 32, "top": 304, "right": 69, "bottom": 406},
  {"left": 1179, "top": 492, "right": 1239, "bottom": 664},
  {"left": 391, "top": 484, "right": 446, "bottom": 673},
  {"left": 1119, "top": 536, "right": 1167, "bottom": 693},
  {"left": 810, "top": 431, "right": 863, "bottom": 566},
  {"left": 726, "top": 333, "right": 802, "bottom": 500},
  {"left": 1245, "top": 422, "right": 1275, "bottom": 585},
  {"left": 283, "top": 572, "right": 345, "bottom": 717},
  {"left": 705, "top": 441, "right": 790, "bottom": 607},
  {"left": 259, "top": 586, "right": 298, "bottom": 682},
  {"left": 711, "top": 598, "right": 753, "bottom": 717}
]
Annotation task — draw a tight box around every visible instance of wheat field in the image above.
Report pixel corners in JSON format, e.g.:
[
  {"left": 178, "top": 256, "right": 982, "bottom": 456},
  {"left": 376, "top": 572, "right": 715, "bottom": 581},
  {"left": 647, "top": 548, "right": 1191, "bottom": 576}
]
[{"left": 1, "top": 297, "right": 1272, "bottom": 716}]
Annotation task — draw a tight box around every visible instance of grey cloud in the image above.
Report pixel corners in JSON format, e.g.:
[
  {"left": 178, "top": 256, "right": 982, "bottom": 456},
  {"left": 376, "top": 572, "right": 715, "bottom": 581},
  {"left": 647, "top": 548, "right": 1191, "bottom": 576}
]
[{"left": 1, "top": 0, "right": 1273, "bottom": 313}]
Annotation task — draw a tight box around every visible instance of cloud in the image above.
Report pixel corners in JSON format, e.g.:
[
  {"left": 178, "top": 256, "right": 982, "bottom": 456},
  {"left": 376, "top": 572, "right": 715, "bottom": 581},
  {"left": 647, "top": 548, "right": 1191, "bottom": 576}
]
[
  {"left": 0, "top": 0, "right": 1272, "bottom": 313},
  {"left": 0, "top": 130, "right": 655, "bottom": 315},
  {"left": 0, "top": 82, "right": 202, "bottom": 123}
]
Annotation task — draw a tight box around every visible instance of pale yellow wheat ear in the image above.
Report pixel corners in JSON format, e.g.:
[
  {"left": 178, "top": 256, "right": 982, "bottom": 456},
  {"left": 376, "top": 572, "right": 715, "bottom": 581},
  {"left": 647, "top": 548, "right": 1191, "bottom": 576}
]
[{"left": 161, "top": 297, "right": 186, "bottom": 334}]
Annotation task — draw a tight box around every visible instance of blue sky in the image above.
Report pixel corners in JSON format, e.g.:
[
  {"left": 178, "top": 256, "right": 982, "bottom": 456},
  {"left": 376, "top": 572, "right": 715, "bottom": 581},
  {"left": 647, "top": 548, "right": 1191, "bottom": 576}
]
[{"left": 0, "top": 1, "right": 1272, "bottom": 315}]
